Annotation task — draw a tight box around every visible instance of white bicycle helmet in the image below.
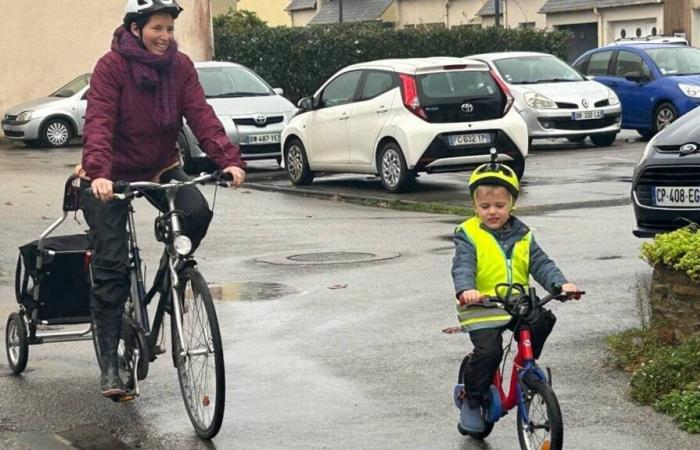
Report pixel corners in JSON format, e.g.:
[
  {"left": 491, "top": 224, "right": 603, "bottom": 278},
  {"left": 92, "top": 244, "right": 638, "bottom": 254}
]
[{"left": 123, "top": 0, "right": 183, "bottom": 28}]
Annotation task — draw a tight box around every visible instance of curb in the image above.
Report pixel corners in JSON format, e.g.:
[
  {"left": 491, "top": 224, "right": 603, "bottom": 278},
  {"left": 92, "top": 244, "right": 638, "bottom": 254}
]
[{"left": 244, "top": 182, "right": 631, "bottom": 215}]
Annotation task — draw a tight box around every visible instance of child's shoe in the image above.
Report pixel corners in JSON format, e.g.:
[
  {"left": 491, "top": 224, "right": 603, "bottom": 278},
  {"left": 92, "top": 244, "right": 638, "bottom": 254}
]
[
  {"left": 485, "top": 385, "right": 503, "bottom": 423},
  {"left": 459, "top": 400, "right": 486, "bottom": 433},
  {"left": 453, "top": 384, "right": 465, "bottom": 409}
]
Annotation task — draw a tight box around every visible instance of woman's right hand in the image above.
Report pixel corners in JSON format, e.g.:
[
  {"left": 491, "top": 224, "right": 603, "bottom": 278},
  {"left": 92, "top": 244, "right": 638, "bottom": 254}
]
[
  {"left": 91, "top": 177, "right": 114, "bottom": 202},
  {"left": 458, "top": 289, "right": 484, "bottom": 305}
]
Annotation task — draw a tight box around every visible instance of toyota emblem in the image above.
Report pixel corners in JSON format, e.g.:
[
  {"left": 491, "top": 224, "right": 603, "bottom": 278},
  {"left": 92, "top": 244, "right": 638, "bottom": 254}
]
[
  {"left": 254, "top": 114, "right": 267, "bottom": 126},
  {"left": 680, "top": 143, "right": 698, "bottom": 155},
  {"left": 582, "top": 99, "right": 589, "bottom": 108},
  {"left": 461, "top": 103, "right": 474, "bottom": 114}
]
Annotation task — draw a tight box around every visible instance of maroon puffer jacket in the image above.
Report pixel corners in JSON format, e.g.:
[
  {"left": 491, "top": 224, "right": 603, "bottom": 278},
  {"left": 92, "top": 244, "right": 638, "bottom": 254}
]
[{"left": 82, "top": 51, "right": 245, "bottom": 182}]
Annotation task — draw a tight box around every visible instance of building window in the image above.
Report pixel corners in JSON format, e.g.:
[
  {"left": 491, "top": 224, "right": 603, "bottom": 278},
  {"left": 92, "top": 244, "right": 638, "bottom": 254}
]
[
  {"left": 636, "top": 28, "right": 642, "bottom": 37},
  {"left": 518, "top": 22, "right": 536, "bottom": 29},
  {"left": 620, "top": 29, "right": 627, "bottom": 38}
]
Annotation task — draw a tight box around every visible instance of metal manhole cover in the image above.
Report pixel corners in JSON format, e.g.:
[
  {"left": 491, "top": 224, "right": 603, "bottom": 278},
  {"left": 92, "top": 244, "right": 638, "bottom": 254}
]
[
  {"left": 288, "top": 252, "right": 375, "bottom": 263},
  {"left": 256, "top": 251, "right": 401, "bottom": 266}
]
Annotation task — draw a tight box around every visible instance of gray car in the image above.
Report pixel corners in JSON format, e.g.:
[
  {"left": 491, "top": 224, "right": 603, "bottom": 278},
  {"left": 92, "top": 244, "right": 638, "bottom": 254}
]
[
  {"left": 2, "top": 74, "right": 90, "bottom": 147},
  {"left": 632, "top": 105, "right": 700, "bottom": 237},
  {"left": 467, "top": 52, "right": 622, "bottom": 147}
]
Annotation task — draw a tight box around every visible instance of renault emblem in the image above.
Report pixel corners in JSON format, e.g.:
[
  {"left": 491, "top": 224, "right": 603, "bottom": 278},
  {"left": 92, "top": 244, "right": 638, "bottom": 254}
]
[
  {"left": 680, "top": 143, "right": 698, "bottom": 155},
  {"left": 461, "top": 103, "right": 474, "bottom": 113},
  {"left": 254, "top": 114, "right": 267, "bottom": 126},
  {"left": 582, "top": 99, "right": 589, "bottom": 108}
]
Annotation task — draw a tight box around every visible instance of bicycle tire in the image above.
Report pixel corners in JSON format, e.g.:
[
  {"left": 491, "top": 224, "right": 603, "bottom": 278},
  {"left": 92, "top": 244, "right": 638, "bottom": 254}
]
[
  {"left": 171, "top": 266, "right": 225, "bottom": 440},
  {"left": 517, "top": 377, "right": 563, "bottom": 450},
  {"left": 457, "top": 355, "right": 495, "bottom": 440}
]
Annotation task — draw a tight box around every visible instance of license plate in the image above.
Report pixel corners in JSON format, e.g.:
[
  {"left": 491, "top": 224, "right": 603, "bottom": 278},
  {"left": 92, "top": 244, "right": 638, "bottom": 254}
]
[
  {"left": 448, "top": 133, "right": 491, "bottom": 147},
  {"left": 247, "top": 133, "right": 280, "bottom": 145},
  {"left": 653, "top": 186, "right": 700, "bottom": 207},
  {"left": 572, "top": 110, "right": 603, "bottom": 120}
]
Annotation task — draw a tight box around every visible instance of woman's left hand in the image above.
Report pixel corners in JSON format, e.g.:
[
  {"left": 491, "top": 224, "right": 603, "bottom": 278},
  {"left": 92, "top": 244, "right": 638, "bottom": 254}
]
[{"left": 222, "top": 165, "right": 245, "bottom": 188}]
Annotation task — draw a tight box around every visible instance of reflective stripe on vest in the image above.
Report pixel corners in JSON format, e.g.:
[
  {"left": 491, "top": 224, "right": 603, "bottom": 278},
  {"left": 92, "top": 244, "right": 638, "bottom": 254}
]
[{"left": 455, "top": 217, "right": 532, "bottom": 332}]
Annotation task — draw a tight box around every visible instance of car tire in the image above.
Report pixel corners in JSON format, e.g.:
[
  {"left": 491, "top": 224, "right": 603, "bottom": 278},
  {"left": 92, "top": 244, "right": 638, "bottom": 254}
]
[
  {"left": 590, "top": 132, "right": 617, "bottom": 147},
  {"left": 505, "top": 154, "right": 525, "bottom": 180},
  {"left": 378, "top": 142, "right": 413, "bottom": 193},
  {"left": 177, "top": 132, "right": 198, "bottom": 174},
  {"left": 567, "top": 135, "right": 587, "bottom": 143},
  {"left": 637, "top": 129, "right": 654, "bottom": 141},
  {"left": 40, "top": 118, "right": 73, "bottom": 148},
  {"left": 652, "top": 102, "right": 677, "bottom": 135},
  {"left": 285, "top": 138, "right": 314, "bottom": 185}
]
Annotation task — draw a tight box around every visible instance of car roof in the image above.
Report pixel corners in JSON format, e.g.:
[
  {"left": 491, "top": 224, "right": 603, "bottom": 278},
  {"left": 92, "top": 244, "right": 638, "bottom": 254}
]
[
  {"left": 467, "top": 51, "right": 553, "bottom": 61},
  {"left": 194, "top": 61, "right": 244, "bottom": 69},
  {"left": 341, "top": 57, "right": 489, "bottom": 74}
]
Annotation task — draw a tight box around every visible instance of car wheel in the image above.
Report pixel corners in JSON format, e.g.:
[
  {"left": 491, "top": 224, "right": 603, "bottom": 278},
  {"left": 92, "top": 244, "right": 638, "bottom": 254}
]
[
  {"left": 652, "top": 102, "right": 677, "bottom": 135},
  {"left": 567, "top": 135, "right": 587, "bottom": 143},
  {"left": 637, "top": 129, "right": 654, "bottom": 141},
  {"left": 177, "top": 132, "right": 197, "bottom": 174},
  {"left": 590, "top": 132, "right": 617, "bottom": 147},
  {"left": 40, "top": 118, "right": 72, "bottom": 148},
  {"left": 285, "top": 138, "right": 314, "bottom": 185},
  {"left": 378, "top": 142, "right": 414, "bottom": 193},
  {"left": 505, "top": 154, "right": 525, "bottom": 180}
]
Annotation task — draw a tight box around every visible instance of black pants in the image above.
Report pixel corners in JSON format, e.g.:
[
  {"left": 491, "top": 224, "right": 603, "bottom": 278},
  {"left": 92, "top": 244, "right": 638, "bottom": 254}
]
[
  {"left": 462, "top": 310, "right": 556, "bottom": 407},
  {"left": 80, "top": 168, "right": 213, "bottom": 333}
]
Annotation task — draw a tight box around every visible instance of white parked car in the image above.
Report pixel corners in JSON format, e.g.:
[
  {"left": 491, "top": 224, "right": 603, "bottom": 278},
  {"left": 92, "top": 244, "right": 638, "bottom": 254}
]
[
  {"left": 468, "top": 52, "right": 622, "bottom": 146},
  {"left": 281, "top": 57, "right": 529, "bottom": 192}
]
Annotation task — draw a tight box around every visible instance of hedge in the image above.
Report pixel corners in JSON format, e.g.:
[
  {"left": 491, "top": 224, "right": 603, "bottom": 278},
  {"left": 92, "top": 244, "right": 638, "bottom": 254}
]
[{"left": 213, "top": 13, "right": 570, "bottom": 104}]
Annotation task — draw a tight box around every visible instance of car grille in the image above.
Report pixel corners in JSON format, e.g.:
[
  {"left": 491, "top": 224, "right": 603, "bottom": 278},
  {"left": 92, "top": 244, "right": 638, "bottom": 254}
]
[
  {"left": 594, "top": 99, "right": 610, "bottom": 107},
  {"left": 555, "top": 102, "right": 577, "bottom": 109},
  {"left": 3, "top": 130, "right": 24, "bottom": 137},
  {"left": 4, "top": 114, "right": 17, "bottom": 121},
  {"left": 417, "top": 130, "right": 521, "bottom": 171},
  {"left": 233, "top": 116, "right": 284, "bottom": 128},
  {"left": 634, "top": 165, "right": 700, "bottom": 206},
  {"left": 653, "top": 144, "right": 700, "bottom": 154},
  {"left": 538, "top": 114, "right": 619, "bottom": 130}
]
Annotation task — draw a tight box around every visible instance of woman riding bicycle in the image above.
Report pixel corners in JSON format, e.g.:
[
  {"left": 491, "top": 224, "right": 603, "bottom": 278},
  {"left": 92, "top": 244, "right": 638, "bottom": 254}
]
[
  {"left": 451, "top": 155, "right": 578, "bottom": 434},
  {"left": 78, "top": 0, "right": 245, "bottom": 399}
]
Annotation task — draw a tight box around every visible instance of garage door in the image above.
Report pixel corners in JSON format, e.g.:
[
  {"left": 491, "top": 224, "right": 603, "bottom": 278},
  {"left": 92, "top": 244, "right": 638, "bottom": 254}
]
[
  {"left": 609, "top": 19, "right": 658, "bottom": 42},
  {"left": 557, "top": 23, "right": 598, "bottom": 63}
]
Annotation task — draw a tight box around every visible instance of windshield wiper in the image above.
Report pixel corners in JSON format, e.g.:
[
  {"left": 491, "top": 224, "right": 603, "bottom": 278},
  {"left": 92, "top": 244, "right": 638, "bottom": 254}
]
[
  {"left": 535, "top": 78, "right": 578, "bottom": 83},
  {"left": 207, "top": 91, "right": 271, "bottom": 98}
]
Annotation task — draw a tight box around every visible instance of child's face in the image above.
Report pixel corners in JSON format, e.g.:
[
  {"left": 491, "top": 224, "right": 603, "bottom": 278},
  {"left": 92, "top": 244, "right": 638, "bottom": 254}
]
[{"left": 473, "top": 186, "right": 512, "bottom": 230}]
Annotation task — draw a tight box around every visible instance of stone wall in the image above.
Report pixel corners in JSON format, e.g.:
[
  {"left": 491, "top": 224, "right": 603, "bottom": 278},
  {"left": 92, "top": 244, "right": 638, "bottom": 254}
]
[{"left": 649, "top": 265, "right": 700, "bottom": 342}]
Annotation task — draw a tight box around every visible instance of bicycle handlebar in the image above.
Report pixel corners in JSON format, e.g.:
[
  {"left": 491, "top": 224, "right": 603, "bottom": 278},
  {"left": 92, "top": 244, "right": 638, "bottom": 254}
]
[
  {"left": 83, "top": 171, "right": 233, "bottom": 200},
  {"left": 459, "top": 283, "right": 585, "bottom": 313}
]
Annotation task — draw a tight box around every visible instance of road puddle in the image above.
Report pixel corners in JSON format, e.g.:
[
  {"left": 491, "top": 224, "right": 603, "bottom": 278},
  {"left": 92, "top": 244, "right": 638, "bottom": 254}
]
[{"left": 209, "top": 281, "right": 301, "bottom": 302}]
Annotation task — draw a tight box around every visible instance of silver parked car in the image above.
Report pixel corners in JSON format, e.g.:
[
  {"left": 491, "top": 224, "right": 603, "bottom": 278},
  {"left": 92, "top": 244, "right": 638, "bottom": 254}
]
[
  {"left": 2, "top": 74, "right": 90, "bottom": 147},
  {"left": 178, "top": 61, "right": 296, "bottom": 172},
  {"left": 467, "top": 52, "right": 622, "bottom": 146}
]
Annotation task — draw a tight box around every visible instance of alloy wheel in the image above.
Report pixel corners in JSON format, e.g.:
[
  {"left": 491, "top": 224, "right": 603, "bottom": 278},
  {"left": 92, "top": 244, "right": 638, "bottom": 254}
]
[
  {"left": 381, "top": 149, "right": 401, "bottom": 188},
  {"left": 46, "top": 121, "right": 70, "bottom": 146},
  {"left": 656, "top": 108, "right": 675, "bottom": 131},
  {"left": 287, "top": 144, "right": 304, "bottom": 181}
]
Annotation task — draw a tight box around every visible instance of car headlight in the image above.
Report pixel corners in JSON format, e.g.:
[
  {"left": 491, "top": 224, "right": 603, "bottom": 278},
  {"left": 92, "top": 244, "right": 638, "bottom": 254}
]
[
  {"left": 607, "top": 89, "right": 620, "bottom": 106},
  {"left": 678, "top": 83, "right": 700, "bottom": 98},
  {"left": 173, "top": 235, "right": 193, "bottom": 256},
  {"left": 523, "top": 92, "right": 557, "bottom": 109},
  {"left": 16, "top": 110, "right": 33, "bottom": 123}
]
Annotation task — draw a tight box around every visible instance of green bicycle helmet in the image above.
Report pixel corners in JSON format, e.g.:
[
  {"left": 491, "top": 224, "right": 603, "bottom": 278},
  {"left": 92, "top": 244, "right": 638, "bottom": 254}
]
[{"left": 468, "top": 148, "right": 520, "bottom": 200}]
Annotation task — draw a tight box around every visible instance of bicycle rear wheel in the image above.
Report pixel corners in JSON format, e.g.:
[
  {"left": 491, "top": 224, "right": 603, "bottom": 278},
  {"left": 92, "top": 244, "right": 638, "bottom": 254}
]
[
  {"left": 517, "top": 377, "right": 563, "bottom": 450},
  {"left": 171, "top": 266, "right": 225, "bottom": 440}
]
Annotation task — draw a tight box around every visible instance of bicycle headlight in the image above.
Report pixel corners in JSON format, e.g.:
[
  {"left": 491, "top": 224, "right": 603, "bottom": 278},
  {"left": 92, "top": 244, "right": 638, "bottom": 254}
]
[
  {"left": 523, "top": 92, "right": 557, "bottom": 109},
  {"left": 174, "top": 235, "right": 193, "bottom": 255}
]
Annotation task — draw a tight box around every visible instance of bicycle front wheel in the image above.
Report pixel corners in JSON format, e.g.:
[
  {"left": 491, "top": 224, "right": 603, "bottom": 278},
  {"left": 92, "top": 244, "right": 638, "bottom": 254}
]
[
  {"left": 517, "top": 377, "right": 563, "bottom": 450},
  {"left": 171, "top": 266, "right": 225, "bottom": 439}
]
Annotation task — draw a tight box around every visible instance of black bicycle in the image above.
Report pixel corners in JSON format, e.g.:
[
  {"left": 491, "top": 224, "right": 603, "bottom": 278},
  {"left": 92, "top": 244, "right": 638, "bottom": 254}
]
[{"left": 91, "top": 172, "right": 232, "bottom": 439}]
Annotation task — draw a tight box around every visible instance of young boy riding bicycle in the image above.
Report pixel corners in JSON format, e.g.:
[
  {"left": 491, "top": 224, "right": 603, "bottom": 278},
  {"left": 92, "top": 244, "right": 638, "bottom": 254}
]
[{"left": 451, "top": 151, "right": 578, "bottom": 434}]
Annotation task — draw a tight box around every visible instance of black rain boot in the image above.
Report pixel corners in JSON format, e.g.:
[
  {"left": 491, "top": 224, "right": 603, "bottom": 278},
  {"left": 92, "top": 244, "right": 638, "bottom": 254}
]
[{"left": 94, "top": 320, "right": 127, "bottom": 398}]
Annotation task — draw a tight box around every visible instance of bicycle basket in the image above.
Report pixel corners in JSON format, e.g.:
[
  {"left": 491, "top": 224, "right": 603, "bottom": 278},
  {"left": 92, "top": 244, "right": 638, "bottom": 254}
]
[{"left": 15, "top": 234, "right": 92, "bottom": 324}]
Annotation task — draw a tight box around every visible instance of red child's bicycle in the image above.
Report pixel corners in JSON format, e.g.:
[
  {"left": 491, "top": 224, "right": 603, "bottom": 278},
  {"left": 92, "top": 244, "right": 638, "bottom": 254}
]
[{"left": 447, "top": 283, "right": 584, "bottom": 450}]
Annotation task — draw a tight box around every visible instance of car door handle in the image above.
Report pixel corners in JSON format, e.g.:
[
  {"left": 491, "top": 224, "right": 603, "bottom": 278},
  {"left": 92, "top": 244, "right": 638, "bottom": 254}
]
[
  {"left": 339, "top": 113, "right": 349, "bottom": 121},
  {"left": 376, "top": 107, "right": 389, "bottom": 114}
]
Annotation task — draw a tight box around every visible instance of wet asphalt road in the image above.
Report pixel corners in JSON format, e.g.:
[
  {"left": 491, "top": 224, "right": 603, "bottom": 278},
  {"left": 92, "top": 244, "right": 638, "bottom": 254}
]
[{"left": 1, "top": 134, "right": 699, "bottom": 449}]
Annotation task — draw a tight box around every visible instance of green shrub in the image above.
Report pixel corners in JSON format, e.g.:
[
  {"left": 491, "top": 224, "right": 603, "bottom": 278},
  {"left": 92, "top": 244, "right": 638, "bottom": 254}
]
[
  {"left": 657, "top": 390, "right": 700, "bottom": 433},
  {"left": 606, "top": 328, "right": 663, "bottom": 372},
  {"left": 213, "top": 21, "right": 570, "bottom": 103},
  {"left": 641, "top": 224, "right": 700, "bottom": 281}
]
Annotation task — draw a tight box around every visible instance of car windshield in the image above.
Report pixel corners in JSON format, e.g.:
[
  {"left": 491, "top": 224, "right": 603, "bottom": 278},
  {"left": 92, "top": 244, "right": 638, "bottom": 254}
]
[
  {"left": 197, "top": 66, "right": 272, "bottom": 98},
  {"left": 646, "top": 47, "right": 700, "bottom": 76},
  {"left": 50, "top": 74, "right": 90, "bottom": 98},
  {"left": 493, "top": 55, "right": 584, "bottom": 84}
]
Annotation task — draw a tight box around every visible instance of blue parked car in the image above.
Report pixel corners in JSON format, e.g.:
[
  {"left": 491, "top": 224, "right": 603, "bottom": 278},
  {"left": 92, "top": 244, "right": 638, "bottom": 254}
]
[{"left": 573, "top": 45, "right": 700, "bottom": 139}]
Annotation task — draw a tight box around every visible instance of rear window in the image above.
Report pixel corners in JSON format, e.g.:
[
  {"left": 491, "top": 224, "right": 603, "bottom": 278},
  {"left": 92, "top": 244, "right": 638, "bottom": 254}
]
[{"left": 417, "top": 71, "right": 499, "bottom": 101}]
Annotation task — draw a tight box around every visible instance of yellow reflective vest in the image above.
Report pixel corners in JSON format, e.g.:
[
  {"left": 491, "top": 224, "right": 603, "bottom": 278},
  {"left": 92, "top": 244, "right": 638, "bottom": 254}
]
[{"left": 456, "top": 217, "right": 532, "bottom": 332}]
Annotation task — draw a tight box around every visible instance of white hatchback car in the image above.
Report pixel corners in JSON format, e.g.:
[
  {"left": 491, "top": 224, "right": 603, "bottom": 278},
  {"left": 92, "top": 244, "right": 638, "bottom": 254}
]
[{"left": 281, "top": 57, "right": 528, "bottom": 192}]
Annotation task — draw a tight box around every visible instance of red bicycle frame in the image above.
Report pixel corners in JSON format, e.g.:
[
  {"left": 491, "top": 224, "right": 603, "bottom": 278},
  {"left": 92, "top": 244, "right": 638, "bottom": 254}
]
[{"left": 491, "top": 328, "right": 535, "bottom": 411}]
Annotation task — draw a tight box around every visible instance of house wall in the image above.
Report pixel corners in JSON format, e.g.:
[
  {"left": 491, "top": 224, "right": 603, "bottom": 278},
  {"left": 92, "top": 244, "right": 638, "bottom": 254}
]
[
  {"left": 602, "top": 4, "right": 664, "bottom": 43},
  {"left": 505, "top": 0, "right": 546, "bottom": 29},
  {"left": 396, "top": 0, "right": 448, "bottom": 27},
  {"left": 664, "top": 0, "right": 691, "bottom": 37},
  {"left": 0, "top": 0, "right": 213, "bottom": 118},
  {"left": 447, "top": 0, "right": 484, "bottom": 27},
  {"left": 237, "top": 0, "right": 292, "bottom": 26},
  {"left": 211, "top": 0, "right": 237, "bottom": 16},
  {"left": 290, "top": 9, "right": 317, "bottom": 27}
]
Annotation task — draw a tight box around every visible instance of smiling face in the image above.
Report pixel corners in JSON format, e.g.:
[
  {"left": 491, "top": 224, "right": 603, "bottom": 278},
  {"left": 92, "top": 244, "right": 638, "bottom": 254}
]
[
  {"left": 473, "top": 185, "right": 512, "bottom": 230},
  {"left": 131, "top": 12, "right": 175, "bottom": 55}
]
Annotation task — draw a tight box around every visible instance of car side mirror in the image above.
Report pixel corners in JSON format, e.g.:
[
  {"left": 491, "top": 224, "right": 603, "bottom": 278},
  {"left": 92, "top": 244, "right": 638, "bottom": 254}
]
[
  {"left": 273, "top": 87, "right": 284, "bottom": 96},
  {"left": 298, "top": 96, "right": 314, "bottom": 110},
  {"left": 624, "top": 71, "right": 642, "bottom": 83}
]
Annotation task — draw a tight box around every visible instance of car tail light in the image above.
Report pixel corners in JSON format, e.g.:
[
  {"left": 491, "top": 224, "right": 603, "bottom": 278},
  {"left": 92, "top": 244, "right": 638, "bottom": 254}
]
[
  {"left": 399, "top": 74, "right": 428, "bottom": 121},
  {"left": 490, "top": 70, "right": 514, "bottom": 115}
]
